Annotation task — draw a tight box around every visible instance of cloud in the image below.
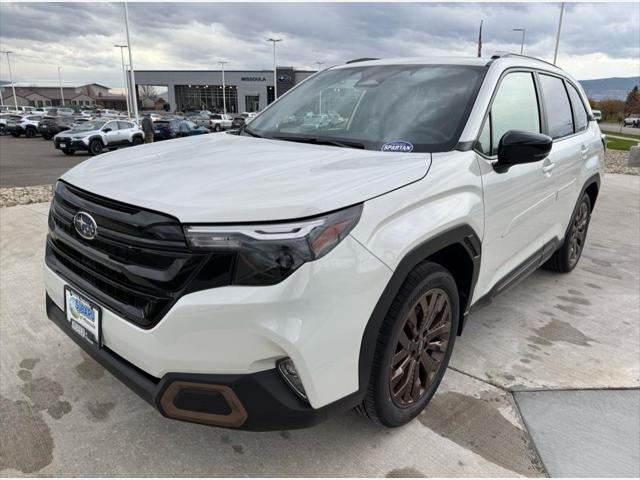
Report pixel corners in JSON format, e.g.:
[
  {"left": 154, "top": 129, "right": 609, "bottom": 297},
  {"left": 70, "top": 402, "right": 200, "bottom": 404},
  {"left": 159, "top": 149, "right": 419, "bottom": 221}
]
[{"left": 0, "top": 2, "right": 638, "bottom": 89}]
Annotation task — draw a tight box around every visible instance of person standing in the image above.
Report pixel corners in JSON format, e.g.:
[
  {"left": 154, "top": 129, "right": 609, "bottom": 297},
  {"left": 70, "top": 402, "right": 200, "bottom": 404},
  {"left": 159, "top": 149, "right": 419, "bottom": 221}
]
[{"left": 141, "top": 114, "right": 154, "bottom": 143}]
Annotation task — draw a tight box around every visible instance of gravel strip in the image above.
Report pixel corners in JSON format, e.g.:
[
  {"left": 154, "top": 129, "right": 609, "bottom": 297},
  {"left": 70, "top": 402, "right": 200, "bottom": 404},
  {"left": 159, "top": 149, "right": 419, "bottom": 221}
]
[
  {"left": 1, "top": 184, "right": 53, "bottom": 208},
  {"left": 604, "top": 149, "right": 639, "bottom": 175},
  {"left": 0, "top": 150, "right": 637, "bottom": 208}
]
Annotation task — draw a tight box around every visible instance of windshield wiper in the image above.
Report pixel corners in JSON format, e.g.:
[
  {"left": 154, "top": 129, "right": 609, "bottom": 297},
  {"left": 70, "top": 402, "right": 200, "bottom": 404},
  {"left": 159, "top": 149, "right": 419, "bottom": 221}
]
[{"left": 271, "top": 136, "right": 364, "bottom": 149}]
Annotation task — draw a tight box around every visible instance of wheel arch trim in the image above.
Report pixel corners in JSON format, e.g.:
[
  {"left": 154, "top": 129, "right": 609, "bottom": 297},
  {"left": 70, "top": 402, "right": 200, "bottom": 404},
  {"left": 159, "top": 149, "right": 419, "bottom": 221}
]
[{"left": 357, "top": 224, "right": 481, "bottom": 392}]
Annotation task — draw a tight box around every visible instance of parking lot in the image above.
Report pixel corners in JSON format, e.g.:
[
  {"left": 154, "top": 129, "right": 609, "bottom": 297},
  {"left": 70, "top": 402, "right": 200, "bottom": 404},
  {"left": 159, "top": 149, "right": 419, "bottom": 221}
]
[
  {"left": 0, "top": 135, "right": 90, "bottom": 188},
  {"left": 1, "top": 172, "right": 638, "bottom": 477}
]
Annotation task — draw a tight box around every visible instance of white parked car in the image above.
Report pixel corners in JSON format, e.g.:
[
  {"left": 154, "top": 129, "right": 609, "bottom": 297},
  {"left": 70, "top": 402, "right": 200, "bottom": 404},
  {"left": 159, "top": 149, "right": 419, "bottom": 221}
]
[
  {"left": 44, "top": 54, "right": 603, "bottom": 430},
  {"left": 6, "top": 114, "right": 43, "bottom": 137},
  {"left": 0, "top": 113, "right": 23, "bottom": 134},
  {"left": 53, "top": 119, "right": 143, "bottom": 155},
  {"left": 623, "top": 114, "right": 639, "bottom": 127}
]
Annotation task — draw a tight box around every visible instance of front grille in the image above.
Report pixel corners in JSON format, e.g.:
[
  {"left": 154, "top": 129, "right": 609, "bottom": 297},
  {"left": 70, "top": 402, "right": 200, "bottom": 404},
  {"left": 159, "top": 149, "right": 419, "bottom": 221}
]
[{"left": 46, "top": 181, "right": 235, "bottom": 328}]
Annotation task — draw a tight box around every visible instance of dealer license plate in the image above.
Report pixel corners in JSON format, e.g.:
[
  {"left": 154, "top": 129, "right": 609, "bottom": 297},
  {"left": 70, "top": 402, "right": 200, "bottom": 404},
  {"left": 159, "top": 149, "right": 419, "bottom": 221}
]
[{"left": 65, "top": 287, "right": 101, "bottom": 347}]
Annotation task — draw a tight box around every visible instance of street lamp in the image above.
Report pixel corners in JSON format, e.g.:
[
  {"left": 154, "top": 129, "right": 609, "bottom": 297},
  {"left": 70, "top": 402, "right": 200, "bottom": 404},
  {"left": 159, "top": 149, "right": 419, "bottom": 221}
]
[
  {"left": 218, "top": 61, "right": 228, "bottom": 114},
  {"left": 123, "top": 2, "right": 139, "bottom": 122},
  {"left": 115, "top": 44, "right": 131, "bottom": 119},
  {"left": 316, "top": 61, "right": 324, "bottom": 71},
  {"left": 0, "top": 51, "right": 18, "bottom": 112},
  {"left": 513, "top": 28, "right": 526, "bottom": 55},
  {"left": 553, "top": 2, "right": 565, "bottom": 65},
  {"left": 267, "top": 38, "right": 282, "bottom": 100},
  {"left": 57, "top": 66, "right": 65, "bottom": 106}
]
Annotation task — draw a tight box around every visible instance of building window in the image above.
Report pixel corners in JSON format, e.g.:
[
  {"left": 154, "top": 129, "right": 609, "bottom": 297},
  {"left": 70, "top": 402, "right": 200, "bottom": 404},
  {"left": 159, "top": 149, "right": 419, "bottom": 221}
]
[
  {"left": 267, "top": 86, "right": 275, "bottom": 105},
  {"left": 174, "top": 85, "right": 238, "bottom": 113},
  {"left": 245, "top": 95, "right": 259, "bottom": 112}
]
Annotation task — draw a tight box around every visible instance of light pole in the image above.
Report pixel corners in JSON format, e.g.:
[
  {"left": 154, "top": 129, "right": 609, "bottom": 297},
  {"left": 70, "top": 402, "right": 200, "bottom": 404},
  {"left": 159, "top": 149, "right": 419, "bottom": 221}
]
[
  {"left": 123, "top": 2, "right": 139, "bottom": 122},
  {"left": 316, "top": 61, "right": 324, "bottom": 71},
  {"left": 0, "top": 51, "right": 18, "bottom": 112},
  {"left": 553, "top": 2, "right": 565, "bottom": 65},
  {"left": 57, "top": 66, "right": 65, "bottom": 106},
  {"left": 218, "top": 61, "right": 228, "bottom": 114},
  {"left": 115, "top": 45, "right": 131, "bottom": 119},
  {"left": 267, "top": 38, "right": 282, "bottom": 100},
  {"left": 513, "top": 28, "right": 526, "bottom": 55}
]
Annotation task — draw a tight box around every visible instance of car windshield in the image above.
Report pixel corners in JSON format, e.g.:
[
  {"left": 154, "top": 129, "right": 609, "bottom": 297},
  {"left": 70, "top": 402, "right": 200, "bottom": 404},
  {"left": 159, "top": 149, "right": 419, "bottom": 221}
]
[
  {"left": 70, "top": 120, "right": 107, "bottom": 132},
  {"left": 247, "top": 64, "right": 486, "bottom": 152}
]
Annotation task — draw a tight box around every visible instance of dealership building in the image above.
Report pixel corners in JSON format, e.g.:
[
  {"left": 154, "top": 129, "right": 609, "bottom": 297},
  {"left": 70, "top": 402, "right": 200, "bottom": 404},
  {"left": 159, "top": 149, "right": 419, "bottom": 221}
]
[{"left": 133, "top": 67, "right": 316, "bottom": 114}]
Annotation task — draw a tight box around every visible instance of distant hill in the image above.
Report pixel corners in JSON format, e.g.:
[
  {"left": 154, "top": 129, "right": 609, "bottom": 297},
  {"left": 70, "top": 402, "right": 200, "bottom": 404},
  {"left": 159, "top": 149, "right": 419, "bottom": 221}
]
[{"left": 579, "top": 76, "right": 639, "bottom": 101}]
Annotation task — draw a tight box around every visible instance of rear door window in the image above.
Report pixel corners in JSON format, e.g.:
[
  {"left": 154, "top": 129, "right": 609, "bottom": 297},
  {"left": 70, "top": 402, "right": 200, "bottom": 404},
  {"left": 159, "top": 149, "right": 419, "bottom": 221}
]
[
  {"left": 539, "top": 74, "right": 574, "bottom": 139},
  {"left": 566, "top": 83, "right": 588, "bottom": 132}
]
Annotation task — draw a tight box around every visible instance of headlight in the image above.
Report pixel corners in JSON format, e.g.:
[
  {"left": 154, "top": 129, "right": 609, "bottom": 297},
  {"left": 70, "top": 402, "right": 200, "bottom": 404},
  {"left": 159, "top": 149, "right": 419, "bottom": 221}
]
[{"left": 184, "top": 204, "right": 363, "bottom": 285}]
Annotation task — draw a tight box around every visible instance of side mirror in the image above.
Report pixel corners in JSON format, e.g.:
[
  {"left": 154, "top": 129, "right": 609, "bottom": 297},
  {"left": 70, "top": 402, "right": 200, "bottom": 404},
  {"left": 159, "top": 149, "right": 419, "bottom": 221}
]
[
  {"left": 102, "top": 127, "right": 112, "bottom": 133},
  {"left": 496, "top": 130, "right": 552, "bottom": 170}
]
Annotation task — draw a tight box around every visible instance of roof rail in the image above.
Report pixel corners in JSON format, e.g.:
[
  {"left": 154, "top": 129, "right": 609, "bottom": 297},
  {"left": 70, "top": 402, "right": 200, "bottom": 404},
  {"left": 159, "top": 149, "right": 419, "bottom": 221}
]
[
  {"left": 345, "top": 57, "right": 379, "bottom": 64},
  {"left": 488, "top": 52, "right": 559, "bottom": 69}
]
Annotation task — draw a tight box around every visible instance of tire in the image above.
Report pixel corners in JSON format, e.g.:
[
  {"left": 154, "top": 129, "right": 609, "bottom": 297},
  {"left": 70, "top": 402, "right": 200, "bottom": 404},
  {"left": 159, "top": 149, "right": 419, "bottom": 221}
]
[
  {"left": 214, "top": 124, "right": 221, "bottom": 132},
  {"left": 62, "top": 149, "right": 75, "bottom": 156},
  {"left": 25, "top": 127, "right": 37, "bottom": 138},
  {"left": 88, "top": 139, "right": 103, "bottom": 156},
  {"left": 42, "top": 134, "right": 52, "bottom": 140},
  {"left": 11, "top": 132, "right": 21, "bottom": 137},
  {"left": 132, "top": 136, "right": 143, "bottom": 146},
  {"left": 360, "top": 261, "right": 459, "bottom": 427},
  {"left": 544, "top": 193, "right": 592, "bottom": 273}
]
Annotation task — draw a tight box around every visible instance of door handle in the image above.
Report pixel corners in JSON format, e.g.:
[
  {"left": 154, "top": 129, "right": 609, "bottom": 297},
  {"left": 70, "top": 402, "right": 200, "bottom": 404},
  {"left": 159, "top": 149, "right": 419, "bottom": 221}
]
[
  {"left": 542, "top": 160, "right": 555, "bottom": 174},
  {"left": 581, "top": 145, "right": 589, "bottom": 158}
]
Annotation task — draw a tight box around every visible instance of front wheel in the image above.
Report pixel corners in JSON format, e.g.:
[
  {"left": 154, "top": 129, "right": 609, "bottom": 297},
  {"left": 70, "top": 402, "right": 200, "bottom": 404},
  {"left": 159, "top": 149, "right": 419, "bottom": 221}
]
[
  {"left": 360, "top": 261, "right": 459, "bottom": 427},
  {"left": 544, "top": 193, "right": 592, "bottom": 273},
  {"left": 214, "top": 124, "right": 221, "bottom": 132},
  {"left": 25, "top": 127, "right": 37, "bottom": 138},
  {"left": 11, "top": 132, "right": 21, "bottom": 137},
  {"left": 88, "top": 139, "right": 103, "bottom": 156},
  {"left": 42, "top": 134, "right": 52, "bottom": 140},
  {"left": 132, "top": 136, "right": 143, "bottom": 146}
]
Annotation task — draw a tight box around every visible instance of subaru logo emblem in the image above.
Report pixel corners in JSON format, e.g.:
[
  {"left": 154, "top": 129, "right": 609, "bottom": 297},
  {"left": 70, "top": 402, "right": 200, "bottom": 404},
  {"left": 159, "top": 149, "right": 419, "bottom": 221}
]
[
  {"left": 73, "top": 211, "right": 97, "bottom": 240},
  {"left": 277, "top": 74, "right": 292, "bottom": 84}
]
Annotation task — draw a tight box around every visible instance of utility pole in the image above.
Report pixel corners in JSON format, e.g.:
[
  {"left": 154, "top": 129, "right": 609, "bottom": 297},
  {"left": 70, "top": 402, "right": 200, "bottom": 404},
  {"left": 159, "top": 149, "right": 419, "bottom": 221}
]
[
  {"left": 513, "top": 28, "right": 526, "bottom": 55},
  {"left": 553, "top": 2, "right": 565, "bottom": 65},
  {"left": 267, "top": 38, "right": 282, "bottom": 100},
  {"left": 115, "top": 45, "right": 131, "bottom": 119},
  {"left": 57, "top": 66, "right": 65, "bottom": 106},
  {"left": 218, "top": 61, "right": 228, "bottom": 114},
  {"left": 123, "top": 2, "right": 139, "bottom": 122},
  {"left": 1, "top": 51, "right": 18, "bottom": 112}
]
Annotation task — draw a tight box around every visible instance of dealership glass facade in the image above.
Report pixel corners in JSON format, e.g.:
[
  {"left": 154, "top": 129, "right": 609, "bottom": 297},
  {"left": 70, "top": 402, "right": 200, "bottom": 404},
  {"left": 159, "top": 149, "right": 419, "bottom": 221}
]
[{"left": 174, "top": 85, "right": 238, "bottom": 113}]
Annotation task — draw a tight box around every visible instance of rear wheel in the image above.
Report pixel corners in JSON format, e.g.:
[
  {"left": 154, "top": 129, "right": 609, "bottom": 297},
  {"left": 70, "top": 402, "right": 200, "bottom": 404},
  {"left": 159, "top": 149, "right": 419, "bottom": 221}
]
[
  {"left": 544, "top": 193, "right": 592, "bottom": 273},
  {"left": 360, "top": 261, "right": 459, "bottom": 427},
  {"left": 132, "top": 136, "right": 143, "bottom": 146},
  {"left": 42, "top": 134, "right": 52, "bottom": 140},
  {"left": 25, "top": 127, "right": 37, "bottom": 138},
  {"left": 88, "top": 139, "right": 103, "bottom": 156},
  {"left": 214, "top": 124, "right": 221, "bottom": 132},
  {"left": 11, "top": 131, "right": 21, "bottom": 137}
]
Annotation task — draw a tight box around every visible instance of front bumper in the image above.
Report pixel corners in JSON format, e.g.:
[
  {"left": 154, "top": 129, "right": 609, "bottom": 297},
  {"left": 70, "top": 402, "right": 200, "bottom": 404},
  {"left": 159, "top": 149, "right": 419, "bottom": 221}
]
[
  {"left": 44, "top": 233, "right": 392, "bottom": 427},
  {"left": 54, "top": 137, "right": 89, "bottom": 151},
  {"left": 46, "top": 294, "right": 360, "bottom": 430}
]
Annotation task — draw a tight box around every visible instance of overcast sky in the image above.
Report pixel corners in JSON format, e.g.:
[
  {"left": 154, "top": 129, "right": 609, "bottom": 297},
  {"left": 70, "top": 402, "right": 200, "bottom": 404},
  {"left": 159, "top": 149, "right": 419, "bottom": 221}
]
[{"left": 0, "top": 1, "right": 638, "bottom": 91}]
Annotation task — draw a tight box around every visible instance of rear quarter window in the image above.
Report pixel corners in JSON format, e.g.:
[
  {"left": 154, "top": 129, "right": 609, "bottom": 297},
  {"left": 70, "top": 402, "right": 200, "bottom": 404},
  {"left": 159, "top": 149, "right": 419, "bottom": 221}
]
[{"left": 566, "top": 83, "right": 588, "bottom": 132}]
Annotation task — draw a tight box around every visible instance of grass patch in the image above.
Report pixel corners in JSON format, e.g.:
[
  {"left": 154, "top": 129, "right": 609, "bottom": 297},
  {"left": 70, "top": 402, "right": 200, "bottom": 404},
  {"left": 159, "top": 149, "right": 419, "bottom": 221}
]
[
  {"left": 602, "top": 129, "right": 640, "bottom": 140},
  {"left": 606, "top": 137, "right": 638, "bottom": 151}
]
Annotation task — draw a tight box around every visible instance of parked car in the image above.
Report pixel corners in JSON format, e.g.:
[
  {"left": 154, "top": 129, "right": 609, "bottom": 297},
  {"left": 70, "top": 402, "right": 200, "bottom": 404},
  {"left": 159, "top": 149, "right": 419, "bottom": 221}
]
[
  {"left": 56, "top": 107, "right": 75, "bottom": 116},
  {"left": 591, "top": 109, "right": 602, "bottom": 122},
  {"left": 38, "top": 115, "right": 75, "bottom": 140},
  {"left": 176, "top": 120, "right": 210, "bottom": 136},
  {"left": 231, "top": 115, "right": 247, "bottom": 130},
  {"left": 208, "top": 113, "right": 233, "bottom": 132},
  {"left": 53, "top": 119, "right": 143, "bottom": 155},
  {"left": 153, "top": 119, "right": 178, "bottom": 140},
  {"left": 43, "top": 54, "right": 603, "bottom": 431},
  {"left": 623, "top": 114, "right": 640, "bottom": 127},
  {"left": 0, "top": 113, "right": 22, "bottom": 134},
  {"left": 7, "top": 115, "right": 43, "bottom": 137}
]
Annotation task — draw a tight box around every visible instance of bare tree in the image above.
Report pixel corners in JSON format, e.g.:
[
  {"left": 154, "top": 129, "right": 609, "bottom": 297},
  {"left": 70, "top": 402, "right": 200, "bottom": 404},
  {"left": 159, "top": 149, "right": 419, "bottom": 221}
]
[{"left": 139, "top": 85, "right": 158, "bottom": 101}]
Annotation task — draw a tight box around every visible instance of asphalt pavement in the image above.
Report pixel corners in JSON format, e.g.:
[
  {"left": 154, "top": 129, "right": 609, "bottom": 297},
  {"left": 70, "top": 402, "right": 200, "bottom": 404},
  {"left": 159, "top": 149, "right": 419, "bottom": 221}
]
[
  {"left": 1, "top": 174, "right": 638, "bottom": 477},
  {"left": 0, "top": 135, "right": 90, "bottom": 188}
]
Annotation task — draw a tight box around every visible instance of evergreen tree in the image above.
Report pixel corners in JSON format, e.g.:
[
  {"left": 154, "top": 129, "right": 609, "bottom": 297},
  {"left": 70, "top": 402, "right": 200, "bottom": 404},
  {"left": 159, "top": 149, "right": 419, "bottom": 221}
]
[{"left": 624, "top": 85, "right": 640, "bottom": 114}]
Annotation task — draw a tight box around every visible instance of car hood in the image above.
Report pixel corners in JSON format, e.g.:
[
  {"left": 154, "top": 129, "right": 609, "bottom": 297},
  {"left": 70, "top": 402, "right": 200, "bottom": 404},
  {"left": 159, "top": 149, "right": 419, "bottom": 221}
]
[
  {"left": 57, "top": 129, "right": 99, "bottom": 139},
  {"left": 61, "top": 133, "right": 430, "bottom": 223}
]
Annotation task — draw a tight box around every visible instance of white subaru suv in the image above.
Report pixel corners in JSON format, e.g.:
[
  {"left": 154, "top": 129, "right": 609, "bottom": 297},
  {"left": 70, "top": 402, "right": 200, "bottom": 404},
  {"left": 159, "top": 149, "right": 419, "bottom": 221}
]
[{"left": 44, "top": 54, "right": 603, "bottom": 430}]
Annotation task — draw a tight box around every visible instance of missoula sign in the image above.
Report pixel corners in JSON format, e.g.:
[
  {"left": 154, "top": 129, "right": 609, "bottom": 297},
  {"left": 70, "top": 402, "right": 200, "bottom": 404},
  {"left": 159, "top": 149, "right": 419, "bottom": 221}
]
[{"left": 241, "top": 76, "right": 267, "bottom": 82}]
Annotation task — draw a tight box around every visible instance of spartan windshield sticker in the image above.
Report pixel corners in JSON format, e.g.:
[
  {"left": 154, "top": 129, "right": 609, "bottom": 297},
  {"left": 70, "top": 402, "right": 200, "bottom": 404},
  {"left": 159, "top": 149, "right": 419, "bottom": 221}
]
[{"left": 381, "top": 140, "right": 414, "bottom": 153}]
